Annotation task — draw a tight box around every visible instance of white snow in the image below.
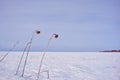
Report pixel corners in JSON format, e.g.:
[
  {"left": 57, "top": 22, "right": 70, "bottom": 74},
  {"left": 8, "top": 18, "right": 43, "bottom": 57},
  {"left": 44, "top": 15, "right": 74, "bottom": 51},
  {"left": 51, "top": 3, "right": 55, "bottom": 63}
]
[{"left": 0, "top": 52, "right": 120, "bottom": 80}]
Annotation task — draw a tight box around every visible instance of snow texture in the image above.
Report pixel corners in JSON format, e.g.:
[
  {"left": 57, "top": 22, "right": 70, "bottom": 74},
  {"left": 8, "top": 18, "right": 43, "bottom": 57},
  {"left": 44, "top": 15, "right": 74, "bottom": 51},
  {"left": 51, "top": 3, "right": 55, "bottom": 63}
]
[{"left": 0, "top": 52, "right": 120, "bottom": 80}]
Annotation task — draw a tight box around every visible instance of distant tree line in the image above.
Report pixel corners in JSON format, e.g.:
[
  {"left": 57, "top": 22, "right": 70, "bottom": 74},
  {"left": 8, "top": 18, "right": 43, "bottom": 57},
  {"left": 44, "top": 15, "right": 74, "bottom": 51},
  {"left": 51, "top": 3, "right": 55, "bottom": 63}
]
[{"left": 101, "top": 49, "right": 120, "bottom": 52}]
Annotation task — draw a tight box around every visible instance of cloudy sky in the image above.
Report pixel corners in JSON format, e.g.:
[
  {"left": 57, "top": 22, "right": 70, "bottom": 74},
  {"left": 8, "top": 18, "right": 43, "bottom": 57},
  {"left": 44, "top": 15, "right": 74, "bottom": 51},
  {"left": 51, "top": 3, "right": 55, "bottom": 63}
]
[{"left": 0, "top": 0, "right": 120, "bottom": 52}]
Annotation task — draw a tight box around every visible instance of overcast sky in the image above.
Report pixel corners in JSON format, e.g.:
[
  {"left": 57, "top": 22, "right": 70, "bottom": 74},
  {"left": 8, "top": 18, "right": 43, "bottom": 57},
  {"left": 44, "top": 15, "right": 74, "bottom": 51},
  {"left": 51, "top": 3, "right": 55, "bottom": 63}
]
[{"left": 0, "top": 0, "right": 120, "bottom": 52}]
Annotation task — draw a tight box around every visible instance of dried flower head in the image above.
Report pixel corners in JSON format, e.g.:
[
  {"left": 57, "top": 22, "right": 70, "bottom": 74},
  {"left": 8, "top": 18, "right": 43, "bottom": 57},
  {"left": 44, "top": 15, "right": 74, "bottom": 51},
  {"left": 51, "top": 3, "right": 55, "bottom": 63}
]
[
  {"left": 53, "top": 34, "right": 59, "bottom": 38},
  {"left": 36, "top": 31, "right": 40, "bottom": 34}
]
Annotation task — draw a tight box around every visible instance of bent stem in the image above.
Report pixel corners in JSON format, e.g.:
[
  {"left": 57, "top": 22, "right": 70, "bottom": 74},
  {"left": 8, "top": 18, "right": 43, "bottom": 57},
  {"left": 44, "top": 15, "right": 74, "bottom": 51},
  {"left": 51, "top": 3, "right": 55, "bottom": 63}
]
[
  {"left": 15, "top": 30, "right": 40, "bottom": 77},
  {"left": 37, "top": 34, "right": 58, "bottom": 80},
  {"left": 0, "top": 41, "right": 19, "bottom": 62},
  {"left": 15, "top": 42, "right": 31, "bottom": 75},
  {"left": 21, "top": 30, "right": 40, "bottom": 77}
]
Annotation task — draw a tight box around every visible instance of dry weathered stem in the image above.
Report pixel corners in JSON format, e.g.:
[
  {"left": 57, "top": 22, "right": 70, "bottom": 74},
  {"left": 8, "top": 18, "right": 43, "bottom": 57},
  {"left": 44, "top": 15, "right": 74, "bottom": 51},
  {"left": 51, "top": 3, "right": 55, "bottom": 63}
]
[
  {"left": 21, "top": 42, "right": 32, "bottom": 77},
  {"left": 15, "top": 42, "right": 31, "bottom": 75},
  {"left": 0, "top": 41, "right": 19, "bottom": 62},
  {"left": 37, "top": 34, "right": 58, "bottom": 80},
  {"left": 21, "top": 31, "right": 40, "bottom": 77},
  {"left": 15, "top": 30, "right": 40, "bottom": 76}
]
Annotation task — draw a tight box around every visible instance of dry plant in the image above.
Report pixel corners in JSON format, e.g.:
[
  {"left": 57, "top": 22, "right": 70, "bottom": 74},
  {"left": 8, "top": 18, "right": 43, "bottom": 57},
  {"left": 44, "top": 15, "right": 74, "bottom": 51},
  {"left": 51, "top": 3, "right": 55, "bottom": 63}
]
[
  {"left": 15, "top": 30, "right": 40, "bottom": 77},
  {"left": 0, "top": 41, "right": 19, "bottom": 62},
  {"left": 36, "top": 34, "right": 59, "bottom": 80}
]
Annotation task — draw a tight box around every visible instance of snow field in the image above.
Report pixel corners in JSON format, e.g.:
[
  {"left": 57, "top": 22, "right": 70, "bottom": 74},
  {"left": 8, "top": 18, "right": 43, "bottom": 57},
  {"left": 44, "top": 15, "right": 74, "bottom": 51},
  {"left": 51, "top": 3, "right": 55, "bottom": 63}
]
[{"left": 0, "top": 52, "right": 120, "bottom": 80}]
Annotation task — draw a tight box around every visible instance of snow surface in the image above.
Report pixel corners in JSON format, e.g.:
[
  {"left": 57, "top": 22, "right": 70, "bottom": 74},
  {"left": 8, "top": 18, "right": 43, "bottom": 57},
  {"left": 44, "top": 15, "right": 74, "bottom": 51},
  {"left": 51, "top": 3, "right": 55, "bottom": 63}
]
[{"left": 0, "top": 52, "right": 120, "bottom": 80}]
